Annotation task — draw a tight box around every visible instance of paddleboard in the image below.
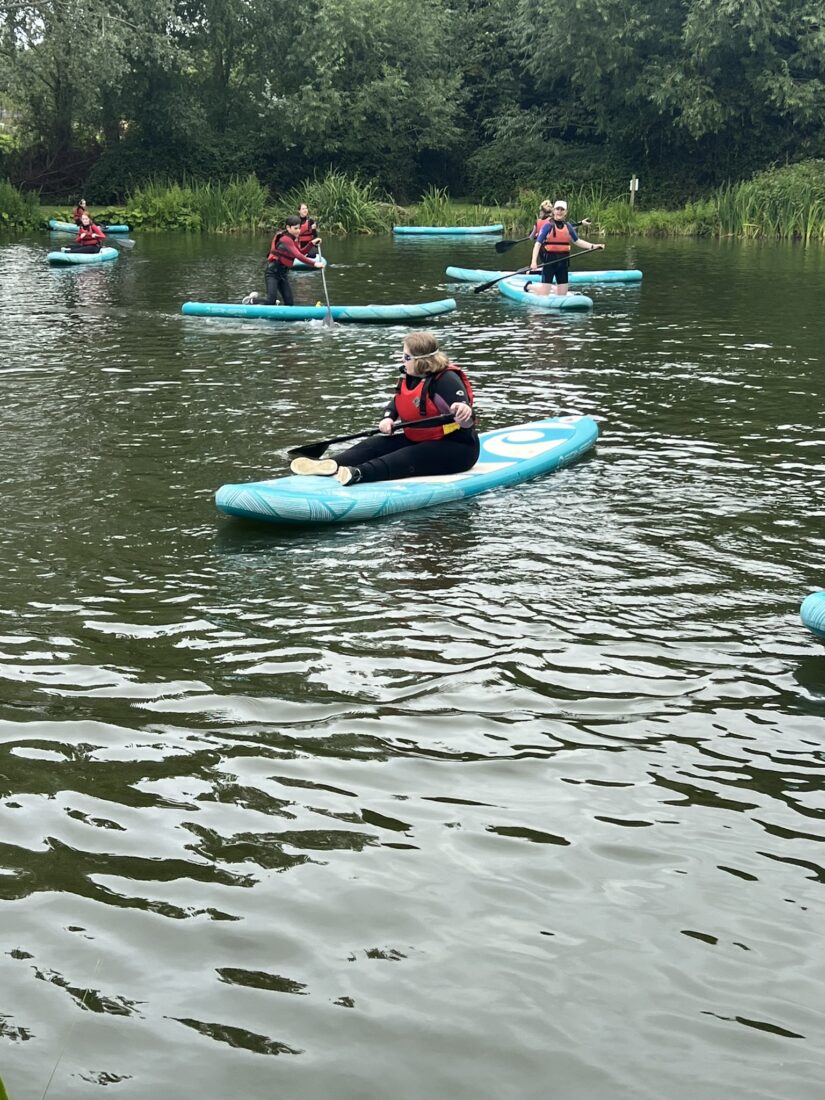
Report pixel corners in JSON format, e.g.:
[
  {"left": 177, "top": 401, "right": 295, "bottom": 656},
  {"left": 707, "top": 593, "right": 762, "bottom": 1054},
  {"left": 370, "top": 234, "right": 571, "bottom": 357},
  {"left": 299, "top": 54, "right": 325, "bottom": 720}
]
[
  {"left": 182, "top": 298, "right": 457, "bottom": 323},
  {"left": 216, "top": 415, "right": 598, "bottom": 525},
  {"left": 446, "top": 266, "right": 643, "bottom": 284},
  {"left": 801, "top": 591, "right": 825, "bottom": 639},
  {"left": 497, "top": 278, "right": 593, "bottom": 310},
  {"left": 393, "top": 224, "right": 504, "bottom": 235},
  {"left": 47, "top": 247, "right": 119, "bottom": 265},
  {"left": 48, "top": 218, "right": 131, "bottom": 234}
]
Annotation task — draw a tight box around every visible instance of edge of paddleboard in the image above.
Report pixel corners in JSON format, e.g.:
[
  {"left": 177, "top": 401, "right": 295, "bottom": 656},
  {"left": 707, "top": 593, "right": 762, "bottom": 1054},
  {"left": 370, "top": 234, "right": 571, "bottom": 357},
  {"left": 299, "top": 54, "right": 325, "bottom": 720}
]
[
  {"left": 393, "top": 224, "right": 504, "bottom": 235},
  {"left": 497, "top": 278, "right": 593, "bottom": 310},
  {"left": 446, "top": 265, "right": 643, "bottom": 284},
  {"left": 215, "top": 415, "right": 598, "bottom": 525},
  {"left": 47, "top": 247, "right": 119, "bottom": 265},
  {"left": 181, "top": 298, "right": 457, "bottom": 323},
  {"left": 800, "top": 591, "right": 825, "bottom": 639},
  {"left": 48, "top": 218, "right": 131, "bottom": 234}
]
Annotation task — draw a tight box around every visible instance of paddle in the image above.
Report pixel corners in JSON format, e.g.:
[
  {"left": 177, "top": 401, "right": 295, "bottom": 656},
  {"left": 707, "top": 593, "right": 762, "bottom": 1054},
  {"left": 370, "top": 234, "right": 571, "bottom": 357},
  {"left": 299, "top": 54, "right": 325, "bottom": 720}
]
[
  {"left": 317, "top": 245, "right": 334, "bottom": 327},
  {"left": 495, "top": 218, "right": 592, "bottom": 254},
  {"left": 473, "top": 248, "right": 602, "bottom": 293},
  {"left": 495, "top": 235, "right": 531, "bottom": 254},
  {"left": 288, "top": 414, "right": 455, "bottom": 460},
  {"left": 105, "top": 235, "right": 135, "bottom": 249}
]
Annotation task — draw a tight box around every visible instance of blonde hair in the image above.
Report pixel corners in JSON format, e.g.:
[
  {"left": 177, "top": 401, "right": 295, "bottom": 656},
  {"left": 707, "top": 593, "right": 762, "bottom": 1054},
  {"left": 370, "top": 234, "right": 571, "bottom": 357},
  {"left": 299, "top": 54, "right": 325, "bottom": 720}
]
[
  {"left": 539, "top": 199, "right": 552, "bottom": 214},
  {"left": 403, "top": 331, "right": 450, "bottom": 375}
]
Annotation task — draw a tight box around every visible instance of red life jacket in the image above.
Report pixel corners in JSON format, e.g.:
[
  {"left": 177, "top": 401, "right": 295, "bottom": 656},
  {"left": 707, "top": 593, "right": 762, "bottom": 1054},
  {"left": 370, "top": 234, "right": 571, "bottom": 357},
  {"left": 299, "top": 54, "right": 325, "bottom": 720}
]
[
  {"left": 267, "top": 231, "right": 304, "bottom": 267},
  {"left": 540, "top": 220, "right": 572, "bottom": 254},
  {"left": 394, "top": 365, "right": 474, "bottom": 442},
  {"left": 73, "top": 206, "right": 86, "bottom": 224},
  {"left": 532, "top": 216, "right": 551, "bottom": 238},
  {"left": 298, "top": 216, "right": 316, "bottom": 249},
  {"left": 76, "top": 223, "right": 104, "bottom": 246}
]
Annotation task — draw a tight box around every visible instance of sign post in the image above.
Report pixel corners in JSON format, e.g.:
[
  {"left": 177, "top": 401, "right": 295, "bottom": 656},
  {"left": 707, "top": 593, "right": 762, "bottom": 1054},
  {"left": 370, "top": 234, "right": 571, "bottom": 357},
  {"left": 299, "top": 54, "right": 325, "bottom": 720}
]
[{"left": 629, "top": 175, "right": 639, "bottom": 208}]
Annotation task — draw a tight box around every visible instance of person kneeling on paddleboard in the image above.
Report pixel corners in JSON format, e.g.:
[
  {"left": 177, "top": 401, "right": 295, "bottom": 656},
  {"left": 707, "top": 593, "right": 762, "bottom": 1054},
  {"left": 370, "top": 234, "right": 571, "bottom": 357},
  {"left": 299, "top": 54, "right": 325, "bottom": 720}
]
[
  {"left": 61, "top": 213, "right": 105, "bottom": 254},
  {"left": 290, "top": 331, "right": 479, "bottom": 485},
  {"left": 243, "top": 216, "right": 324, "bottom": 306}
]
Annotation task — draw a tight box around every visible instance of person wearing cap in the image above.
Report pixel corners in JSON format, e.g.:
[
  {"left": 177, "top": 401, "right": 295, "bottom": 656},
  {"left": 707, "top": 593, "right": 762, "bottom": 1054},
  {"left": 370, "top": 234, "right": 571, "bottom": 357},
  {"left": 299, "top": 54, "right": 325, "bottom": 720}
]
[
  {"left": 289, "top": 331, "right": 478, "bottom": 486},
  {"left": 527, "top": 200, "right": 604, "bottom": 296}
]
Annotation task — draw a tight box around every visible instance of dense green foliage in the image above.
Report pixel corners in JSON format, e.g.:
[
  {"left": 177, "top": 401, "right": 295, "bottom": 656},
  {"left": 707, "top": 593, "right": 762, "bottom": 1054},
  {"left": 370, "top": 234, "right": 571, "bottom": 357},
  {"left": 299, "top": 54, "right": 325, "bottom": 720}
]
[
  {"left": 0, "top": 177, "right": 39, "bottom": 225},
  {"left": 2, "top": 0, "right": 825, "bottom": 206},
  {"left": 271, "top": 172, "right": 398, "bottom": 234}
]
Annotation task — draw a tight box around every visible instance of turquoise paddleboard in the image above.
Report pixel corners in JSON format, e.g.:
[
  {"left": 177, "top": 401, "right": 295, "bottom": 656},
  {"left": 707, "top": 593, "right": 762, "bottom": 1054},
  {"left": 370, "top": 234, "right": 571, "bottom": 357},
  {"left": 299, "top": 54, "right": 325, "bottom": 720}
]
[
  {"left": 216, "top": 416, "right": 598, "bottom": 525},
  {"left": 48, "top": 218, "right": 131, "bottom": 234},
  {"left": 47, "top": 247, "right": 119, "bottom": 265},
  {"left": 446, "top": 266, "right": 643, "bottom": 284},
  {"left": 393, "top": 224, "right": 504, "bottom": 235},
  {"left": 800, "top": 591, "right": 825, "bottom": 639},
  {"left": 181, "top": 298, "right": 456, "bottom": 323},
  {"left": 497, "top": 277, "right": 593, "bottom": 310}
]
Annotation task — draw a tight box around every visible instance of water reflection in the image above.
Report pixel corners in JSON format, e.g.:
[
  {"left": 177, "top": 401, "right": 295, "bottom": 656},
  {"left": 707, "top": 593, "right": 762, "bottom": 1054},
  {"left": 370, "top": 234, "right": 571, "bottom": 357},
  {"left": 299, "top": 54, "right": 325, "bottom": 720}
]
[{"left": 1, "top": 229, "right": 824, "bottom": 1100}]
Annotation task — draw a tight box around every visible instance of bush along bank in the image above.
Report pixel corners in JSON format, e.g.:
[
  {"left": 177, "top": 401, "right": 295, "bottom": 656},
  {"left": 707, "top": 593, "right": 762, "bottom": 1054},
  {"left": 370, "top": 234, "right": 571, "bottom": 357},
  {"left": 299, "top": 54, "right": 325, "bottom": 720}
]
[{"left": 24, "top": 160, "right": 825, "bottom": 241}]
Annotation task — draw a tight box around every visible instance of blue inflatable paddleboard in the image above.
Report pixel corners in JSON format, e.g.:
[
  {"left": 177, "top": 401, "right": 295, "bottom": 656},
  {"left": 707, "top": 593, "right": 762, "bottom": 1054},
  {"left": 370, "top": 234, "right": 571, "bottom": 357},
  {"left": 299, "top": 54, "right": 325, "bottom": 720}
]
[
  {"left": 800, "top": 591, "right": 825, "bottom": 639},
  {"left": 216, "top": 416, "right": 598, "bottom": 525},
  {"left": 47, "top": 247, "right": 119, "bottom": 265},
  {"left": 446, "top": 266, "right": 643, "bottom": 284},
  {"left": 393, "top": 224, "right": 504, "bottom": 235}
]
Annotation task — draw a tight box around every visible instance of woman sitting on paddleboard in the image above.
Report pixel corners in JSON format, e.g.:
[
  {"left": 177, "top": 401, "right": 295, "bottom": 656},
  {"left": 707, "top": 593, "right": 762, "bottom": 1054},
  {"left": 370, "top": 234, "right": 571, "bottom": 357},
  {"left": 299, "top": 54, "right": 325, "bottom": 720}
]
[
  {"left": 243, "top": 215, "right": 324, "bottom": 306},
  {"left": 61, "top": 212, "right": 105, "bottom": 253},
  {"left": 291, "top": 331, "right": 478, "bottom": 485}
]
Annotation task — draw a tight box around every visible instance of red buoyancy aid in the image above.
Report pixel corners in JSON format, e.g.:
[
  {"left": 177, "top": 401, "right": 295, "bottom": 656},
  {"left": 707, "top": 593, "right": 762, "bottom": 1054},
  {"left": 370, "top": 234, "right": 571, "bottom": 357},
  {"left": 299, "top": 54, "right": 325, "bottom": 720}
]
[
  {"left": 298, "top": 216, "right": 316, "bottom": 248},
  {"left": 73, "top": 206, "right": 86, "bottom": 224},
  {"left": 394, "top": 365, "right": 474, "bottom": 442},
  {"left": 532, "top": 216, "right": 550, "bottom": 238},
  {"left": 76, "top": 223, "right": 104, "bottom": 246},
  {"left": 540, "top": 220, "right": 572, "bottom": 254},
  {"left": 267, "top": 231, "right": 306, "bottom": 267}
]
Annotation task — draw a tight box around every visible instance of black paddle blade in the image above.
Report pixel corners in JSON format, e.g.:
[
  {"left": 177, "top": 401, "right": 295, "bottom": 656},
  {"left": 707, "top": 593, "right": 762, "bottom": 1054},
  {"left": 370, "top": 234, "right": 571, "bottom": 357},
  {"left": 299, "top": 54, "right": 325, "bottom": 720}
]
[
  {"left": 495, "top": 239, "right": 518, "bottom": 253},
  {"left": 288, "top": 440, "right": 329, "bottom": 460}
]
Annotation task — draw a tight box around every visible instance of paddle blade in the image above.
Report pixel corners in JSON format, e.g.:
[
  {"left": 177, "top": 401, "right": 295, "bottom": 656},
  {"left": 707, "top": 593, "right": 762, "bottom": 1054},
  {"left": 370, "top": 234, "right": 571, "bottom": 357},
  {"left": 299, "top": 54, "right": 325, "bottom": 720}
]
[
  {"left": 495, "top": 239, "right": 519, "bottom": 253},
  {"left": 323, "top": 309, "right": 334, "bottom": 328},
  {"left": 287, "top": 440, "right": 328, "bottom": 460}
]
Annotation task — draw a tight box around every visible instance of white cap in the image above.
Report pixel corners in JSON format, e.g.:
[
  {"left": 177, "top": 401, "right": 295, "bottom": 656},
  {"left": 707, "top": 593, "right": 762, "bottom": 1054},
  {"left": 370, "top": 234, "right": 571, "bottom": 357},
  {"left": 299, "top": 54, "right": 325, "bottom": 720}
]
[{"left": 553, "top": 200, "right": 568, "bottom": 210}]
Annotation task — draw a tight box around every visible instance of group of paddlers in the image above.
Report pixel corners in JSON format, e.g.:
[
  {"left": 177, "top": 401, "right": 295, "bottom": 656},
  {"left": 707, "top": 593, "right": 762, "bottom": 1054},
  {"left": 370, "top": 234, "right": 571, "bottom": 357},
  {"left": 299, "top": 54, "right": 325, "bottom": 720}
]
[
  {"left": 57, "top": 195, "right": 598, "bottom": 486},
  {"left": 58, "top": 198, "right": 107, "bottom": 253}
]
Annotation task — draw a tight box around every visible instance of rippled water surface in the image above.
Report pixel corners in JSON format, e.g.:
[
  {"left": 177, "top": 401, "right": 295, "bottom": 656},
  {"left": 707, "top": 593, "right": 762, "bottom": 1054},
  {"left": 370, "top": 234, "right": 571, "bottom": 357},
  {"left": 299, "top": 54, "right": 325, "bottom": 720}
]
[{"left": 1, "top": 229, "right": 824, "bottom": 1100}]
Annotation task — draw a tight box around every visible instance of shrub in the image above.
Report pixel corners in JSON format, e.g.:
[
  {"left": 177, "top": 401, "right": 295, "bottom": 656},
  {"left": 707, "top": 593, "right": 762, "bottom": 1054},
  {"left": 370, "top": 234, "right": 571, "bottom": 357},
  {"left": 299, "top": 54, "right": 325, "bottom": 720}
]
[
  {"left": 271, "top": 171, "right": 398, "bottom": 234},
  {"left": 0, "top": 178, "right": 39, "bottom": 227}
]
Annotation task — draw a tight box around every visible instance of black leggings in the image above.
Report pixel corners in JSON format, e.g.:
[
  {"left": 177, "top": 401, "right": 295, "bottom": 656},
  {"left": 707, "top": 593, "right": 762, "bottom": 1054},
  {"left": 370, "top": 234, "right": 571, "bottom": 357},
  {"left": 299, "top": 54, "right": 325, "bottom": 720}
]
[
  {"left": 264, "top": 262, "right": 293, "bottom": 306},
  {"left": 66, "top": 244, "right": 102, "bottom": 254},
  {"left": 335, "top": 432, "right": 480, "bottom": 483}
]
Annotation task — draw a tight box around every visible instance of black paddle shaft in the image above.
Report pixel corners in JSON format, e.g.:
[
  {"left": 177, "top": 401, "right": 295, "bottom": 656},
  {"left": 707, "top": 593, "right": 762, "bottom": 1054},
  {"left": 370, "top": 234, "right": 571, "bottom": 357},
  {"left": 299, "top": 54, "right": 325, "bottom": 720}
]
[{"left": 288, "top": 414, "right": 455, "bottom": 460}]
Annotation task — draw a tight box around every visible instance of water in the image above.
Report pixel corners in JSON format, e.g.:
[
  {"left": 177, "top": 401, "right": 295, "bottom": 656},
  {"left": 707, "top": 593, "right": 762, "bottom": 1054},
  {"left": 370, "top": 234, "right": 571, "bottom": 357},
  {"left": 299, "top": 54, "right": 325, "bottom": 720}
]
[{"left": 0, "top": 228, "right": 824, "bottom": 1100}]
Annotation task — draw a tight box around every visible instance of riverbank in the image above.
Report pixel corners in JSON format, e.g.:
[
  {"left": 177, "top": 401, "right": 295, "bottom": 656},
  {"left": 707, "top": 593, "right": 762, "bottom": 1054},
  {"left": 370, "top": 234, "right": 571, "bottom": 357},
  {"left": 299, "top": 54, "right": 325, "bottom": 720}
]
[{"left": 7, "top": 159, "right": 825, "bottom": 242}]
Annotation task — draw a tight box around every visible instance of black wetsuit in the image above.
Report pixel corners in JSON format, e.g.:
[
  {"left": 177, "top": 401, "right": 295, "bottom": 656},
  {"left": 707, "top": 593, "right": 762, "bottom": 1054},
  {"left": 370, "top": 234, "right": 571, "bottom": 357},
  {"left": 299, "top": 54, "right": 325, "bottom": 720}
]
[{"left": 335, "top": 371, "right": 479, "bottom": 482}]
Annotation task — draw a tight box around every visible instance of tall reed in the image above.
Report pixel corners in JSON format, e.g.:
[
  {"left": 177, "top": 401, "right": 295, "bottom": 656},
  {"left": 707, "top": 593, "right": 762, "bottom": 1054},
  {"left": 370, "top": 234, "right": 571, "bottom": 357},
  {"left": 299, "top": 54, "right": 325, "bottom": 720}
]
[
  {"left": 273, "top": 171, "right": 398, "bottom": 234},
  {"left": 125, "top": 175, "right": 269, "bottom": 231},
  {"left": 0, "top": 179, "right": 39, "bottom": 227}
]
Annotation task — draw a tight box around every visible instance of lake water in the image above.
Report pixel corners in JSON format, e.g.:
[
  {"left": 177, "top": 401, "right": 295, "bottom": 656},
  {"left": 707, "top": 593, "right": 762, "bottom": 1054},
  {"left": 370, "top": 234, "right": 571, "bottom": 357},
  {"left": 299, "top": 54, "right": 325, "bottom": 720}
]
[{"left": 0, "top": 228, "right": 823, "bottom": 1100}]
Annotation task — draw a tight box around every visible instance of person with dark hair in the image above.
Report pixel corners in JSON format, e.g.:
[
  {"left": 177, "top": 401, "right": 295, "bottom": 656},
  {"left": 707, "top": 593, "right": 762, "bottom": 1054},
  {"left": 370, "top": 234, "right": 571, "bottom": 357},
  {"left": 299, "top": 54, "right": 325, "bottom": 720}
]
[
  {"left": 61, "top": 212, "right": 105, "bottom": 253},
  {"left": 290, "top": 331, "right": 478, "bottom": 485},
  {"left": 243, "top": 216, "right": 324, "bottom": 306},
  {"left": 297, "top": 202, "right": 321, "bottom": 258}
]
